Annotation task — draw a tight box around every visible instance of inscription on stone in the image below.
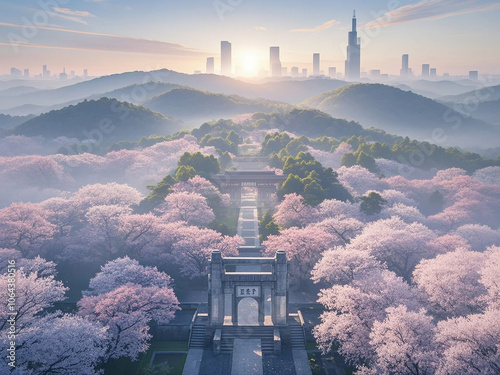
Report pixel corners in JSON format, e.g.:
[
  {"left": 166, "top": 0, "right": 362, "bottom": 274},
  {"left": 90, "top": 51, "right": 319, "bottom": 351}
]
[{"left": 236, "top": 286, "right": 260, "bottom": 297}]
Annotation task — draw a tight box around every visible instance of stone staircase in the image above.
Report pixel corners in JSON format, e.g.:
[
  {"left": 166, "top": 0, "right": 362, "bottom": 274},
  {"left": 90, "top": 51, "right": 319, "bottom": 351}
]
[
  {"left": 220, "top": 326, "right": 275, "bottom": 355},
  {"left": 288, "top": 323, "right": 306, "bottom": 350},
  {"left": 189, "top": 314, "right": 208, "bottom": 349}
]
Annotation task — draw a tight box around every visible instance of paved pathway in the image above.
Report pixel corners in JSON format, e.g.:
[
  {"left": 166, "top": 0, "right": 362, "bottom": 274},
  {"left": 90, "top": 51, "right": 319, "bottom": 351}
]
[
  {"left": 182, "top": 349, "right": 204, "bottom": 375},
  {"left": 231, "top": 339, "right": 263, "bottom": 375},
  {"left": 292, "top": 349, "right": 313, "bottom": 375}
]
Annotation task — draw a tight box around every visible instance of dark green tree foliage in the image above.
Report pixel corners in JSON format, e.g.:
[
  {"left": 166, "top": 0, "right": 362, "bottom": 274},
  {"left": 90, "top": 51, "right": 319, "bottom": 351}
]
[
  {"left": 341, "top": 153, "right": 357, "bottom": 168},
  {"left": 139, "top": 175, "right": 177, "bottom": 212},
  {"left": 200, "top": 135, "right": 237, "bottom": 154},
  {"left": 359, "top": 192, "right": 387, "bottom": 215},
  {"left": 278, "top": 152, "right": 352, "bottom": 205},
  {"left": 218, "top": 151, "right": 232, "bottom": 170},
  {"left": 261, "top": 132, "right": 292, "bottom": 156},
  {"left": 269, "top": 153, "right": 285, "bottom": 169},
  {"left": 259, "top": 210, "right": 280, "bottom": 242},
  {"left": 175, "top": 165, "right": 197, "bottom": 182},
  {"left": 285, "top": 136, "right": 309, "bottom": 157},
  {"left": 226, "top": 130, "right": 243, "bottom": 145},
  {"left": 176, "top": 152, "right": 220, "bottom": 179},
  {"left": 309, "top": 136, "right": 340, "bottom": 152},
  {"left": 356, "top": 151, "right": 377, "bottom": 172}
]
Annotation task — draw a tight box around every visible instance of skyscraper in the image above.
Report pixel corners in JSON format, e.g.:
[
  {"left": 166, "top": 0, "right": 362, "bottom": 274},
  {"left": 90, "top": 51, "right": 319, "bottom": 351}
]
[
  {"left": 422, "top": 64, "right": 430, "bottom": 77},
  {"left": 270, "top": 46, "right": 282, "bottom": 77},
  {"left": 345, "top": 10, "right": 361, "bottom": 80},
  {"left": 400, "top": 54, "right": 411, "bottom": 76},
  {"left": 206, "top": 57, "right": 215, "bottom": 74},
  {"left": 313, "top": 53, "right": 320, "bottom": 75},
  {"left": 291, "top": 67, "right": 299, "bottom": 77},
  {"left": 221, "top": 41, "right": 232, "bottom": 76},
  {"left": 430, "top": 68, "right": 437, "bottom": 77},
  {"left": 328, "top": 67, "right": 337, "bottom": 77}
]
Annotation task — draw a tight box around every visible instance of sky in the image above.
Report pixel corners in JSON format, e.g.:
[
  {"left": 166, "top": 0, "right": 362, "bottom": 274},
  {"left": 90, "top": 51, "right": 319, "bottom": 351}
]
[{"left": 0, "top": 0, "right": 499, "bottom": 78}]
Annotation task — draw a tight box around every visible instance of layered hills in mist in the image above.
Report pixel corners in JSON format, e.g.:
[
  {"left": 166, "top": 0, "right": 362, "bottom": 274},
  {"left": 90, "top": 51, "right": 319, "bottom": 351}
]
[{"left": 302, "top": 84, "right": 500, "bottom": 149}]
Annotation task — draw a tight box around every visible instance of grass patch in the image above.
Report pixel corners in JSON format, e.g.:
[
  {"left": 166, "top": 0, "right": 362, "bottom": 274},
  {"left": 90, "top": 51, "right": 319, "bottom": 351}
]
[
  {"left": 104, "top": 341, "right": 188, "bottom": 375},
  {"left": 306, "top": 341, "right": 319, "bottom": 351},
  {"left": 151, "top": 353, "right": 187, "bottom": 375},
  {"left": 308, "top": 352, "right": 326, "bottom": 375}
]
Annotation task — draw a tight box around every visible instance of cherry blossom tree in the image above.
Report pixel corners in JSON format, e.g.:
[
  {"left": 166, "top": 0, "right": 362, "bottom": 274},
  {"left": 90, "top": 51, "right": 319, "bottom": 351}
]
[
  {"left": 368, "top": 305, "right": 438, "bottom": 375},
  {"left": 262, "top": 226, "right": 335, "bottom": 284},
  {"left": 313, "top": 217, "right": 364, "bottom": 245},
  {"left": 168, "top": 225, "right": 241, "bottom": 278},
  {"left": 160, "top": 192, "right": 215, "bottom": 226},
  {"left": 85, "top": 256, "right": 173, "bottom": 296},
  {"left": 453, "top": 224, "right": 500, "bottom": 252},
  {"left": 0, "top": 271, "right": 67, "bottom": 334},
  {"left": 413, "top": 248, "right": 487, "bottom": 318},
  {"left": 72, "top": 182, "right": 142, "bottom": 212},
  {"left": 3, "top": 314, "right": 109, "bottom": 375},
  {"left": 426, "top": 234, "right": 471, "bottom": 254},
  {"left": 480, "top": 246, "right": 500, "bottom": 308},
  {"left": 172, "top": 175, "right": 228, "bottom": 204},
  {"left": 317, "top": 198, "right": 361, "bottom": 221},
  {"left": 336, "top": 165, "right": 386, "bottom": 196},
  {"left": 41, "top": 197, "right": 82, "bottom": 237},
  {"left": 348, "top": 217, "right": 436, "bottom": 281},
  {"left": 436, "top": 308, "right": 500, "bottom": 375},
  {"left": 314, "top": 270, "right": 420, "bottom": 364},
  {"left": 472, "top": 166, "right": 500, "bottom": 185},
  {"left": 78, "top": 283, "right": 179, "bottom": 361},
  {"left": 273, "top": 193, "right": 317, "bottom": 228},
  {"left": 382, "top": 203, "right": 428, "bottom": 225},
  {"left": 0, "top": 202, "right": 56, "bottom": 257},
  {"left": 312, "top": 247, "right": 384, "bottom": 285}
]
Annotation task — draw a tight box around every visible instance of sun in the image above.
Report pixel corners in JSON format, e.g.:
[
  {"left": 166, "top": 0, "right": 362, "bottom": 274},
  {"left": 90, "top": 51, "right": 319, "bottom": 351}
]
[{"left": 241, "top": 52, "right": 259, "bottom": 77}]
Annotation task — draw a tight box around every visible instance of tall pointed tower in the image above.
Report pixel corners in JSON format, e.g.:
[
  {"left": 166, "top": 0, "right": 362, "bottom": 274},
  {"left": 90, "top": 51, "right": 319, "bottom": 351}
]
[{"left": 345, "top": 10, "right": 361, "bottom": 80}]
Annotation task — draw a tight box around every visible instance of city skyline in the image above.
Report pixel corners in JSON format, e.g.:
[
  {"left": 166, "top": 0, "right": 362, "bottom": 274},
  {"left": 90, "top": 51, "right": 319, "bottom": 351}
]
[{"left": 1, "top": 0, "right": 500, "bottom": 77}]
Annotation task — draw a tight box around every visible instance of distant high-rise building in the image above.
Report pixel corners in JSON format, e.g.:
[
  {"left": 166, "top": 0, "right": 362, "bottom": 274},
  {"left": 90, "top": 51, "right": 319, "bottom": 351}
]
[
  {"left": 270, "top": 46, "right": 282, "bottom": 77},
  {"left": 59, "top": 67, "right": 67, "bottom": 80},
  {"left": 422, "top": 64, "right": 430, "bottom": 77},
  {"left": 83, "top": 69, "right": 88, "bottom": 78},
  {"left": 291, "top": 67, "right": 299, "bottom": 77},
  {"left": 400, "top": 54, "right": 411, "bottom": 76},
  {"left": 42, "top": 65, "right": 50, "bottom": 78},
  {"left": 469, "top": 71, "right": 478, "bottom": 80},
  {"left": 302, "top": 68, "right": 308, "bottom": 77},
  {"left": 313, "top": 53, "right": 320, "bottom": 75},
  {"left": 206, "top": 57, "right": 215, "bottom": 74},
  {"left": 328, "top": 67, "right": 337, "bottom": 77},
  {"left": 221, "top": 41, "right": 232, "bottom": 76},
  {"left": 370, "top": 69, "right": 381, "bottom": 77},
  {"left": 10, "top": 67, "right": 22, "bottom": 78},
  {"left": 430, "top": 68, "right": 437, "bottom": 77},
  {"left": 345, "top": 10, "right": 361, "bottom": 80},
  {"left": 23, "top": 69, "right": 29, "bottom": 78},
  {"left": 70, "top": 70, "right": 75, "bottom": 78}
]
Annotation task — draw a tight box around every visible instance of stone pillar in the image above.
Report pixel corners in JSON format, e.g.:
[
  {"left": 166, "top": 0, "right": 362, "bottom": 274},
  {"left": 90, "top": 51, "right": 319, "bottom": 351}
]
[
  {"left": 208, "top": 250, "right": 224, "bottom": 325},
  {"left": 224, "top": 289, "right": 233, "bottom": 325},
  {"left": 264, "top": 286, "right": 272, "bottom": 325},
  {"left": 274, "top": 250, "right": 288, "bottom": 325}
]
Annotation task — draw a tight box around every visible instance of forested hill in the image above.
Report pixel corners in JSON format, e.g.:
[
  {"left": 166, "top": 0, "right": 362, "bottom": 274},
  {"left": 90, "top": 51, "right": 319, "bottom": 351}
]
[
  {"left": 13, "top": 98, "right": 179, "bottom": 142},
  {"left": 302, "top": 83, "right": 500, "bottom": 149}
]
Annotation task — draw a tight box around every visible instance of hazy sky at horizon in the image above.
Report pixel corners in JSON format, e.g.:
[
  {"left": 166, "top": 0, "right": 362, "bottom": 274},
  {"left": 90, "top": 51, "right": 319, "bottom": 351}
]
[{"left": 1, "top": 0, "right": 499, "bottom": 77}]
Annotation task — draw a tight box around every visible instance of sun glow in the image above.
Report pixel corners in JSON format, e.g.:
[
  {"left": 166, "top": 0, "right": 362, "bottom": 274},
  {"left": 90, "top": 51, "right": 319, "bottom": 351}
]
[{"left": 240, "top": 51, "right": 259, "bottom": 77}]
